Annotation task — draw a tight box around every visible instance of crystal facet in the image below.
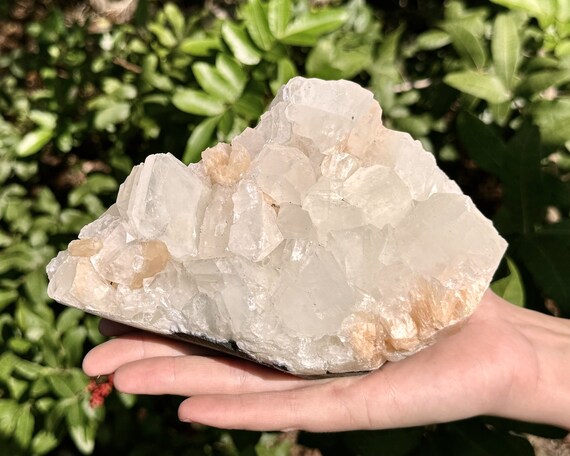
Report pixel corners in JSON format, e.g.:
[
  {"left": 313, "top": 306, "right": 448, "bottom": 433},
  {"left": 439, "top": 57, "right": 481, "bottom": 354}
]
[{"left": 46, "top": 77, "right": 507, "bottom": 376}]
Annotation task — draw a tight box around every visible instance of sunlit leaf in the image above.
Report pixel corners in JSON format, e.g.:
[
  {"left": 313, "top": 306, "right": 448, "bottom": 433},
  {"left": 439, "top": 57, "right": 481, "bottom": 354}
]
[
  {"left": 268, "top": 0, "right": 291, "bottom": 38},
  {"left": 492, "top": 13, "right": 520, "bottom": 89},
  {"left": 16, "top": 129, "right": 54, "bottom": 157},
  {"left": 14, "top": 405, "right": 34, "bottom": 451},
  {"left": 172, "top": 89, "right": 226, "bottom": 116},
  {"left": 444, "top": 71, "right": 511, "bottom": 103},
  {"left": 491, "top": 258, "right": 525, "bottom": 306},
  {"left": 192, "top": 62, "right": 239, "bottom": 102},
  {"left": 222, "top": 22, "right": 262, "bottom": 65},
  {"left": 182, "top": 116, "right": 220, "bottom": 164},
  {"left": 242, "top": 0, "right": 274, "bottom": 51},
  {"left": 281, "top": 8, "right": 348, "bottom": 46},
  {"left": 444, "top": 24, "right": 487, "bottom": 69}
]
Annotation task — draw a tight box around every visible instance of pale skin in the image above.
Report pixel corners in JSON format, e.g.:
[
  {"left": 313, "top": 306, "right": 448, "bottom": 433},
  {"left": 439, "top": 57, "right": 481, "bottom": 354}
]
[{"left": 82, "top": 290, "right": 570, "bottom": 431}]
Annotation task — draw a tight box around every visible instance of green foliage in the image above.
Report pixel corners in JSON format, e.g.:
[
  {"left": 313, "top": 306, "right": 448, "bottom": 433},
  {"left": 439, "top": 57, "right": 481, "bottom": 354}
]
[{"left": 0, "top": 0, "right": 569, "bottom": 454}]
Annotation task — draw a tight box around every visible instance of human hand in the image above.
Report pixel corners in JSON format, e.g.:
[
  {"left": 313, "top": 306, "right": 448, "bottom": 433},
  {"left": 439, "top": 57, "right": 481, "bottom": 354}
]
[{"left": 83, "top": 291, "right": 570, "bottom": 431}]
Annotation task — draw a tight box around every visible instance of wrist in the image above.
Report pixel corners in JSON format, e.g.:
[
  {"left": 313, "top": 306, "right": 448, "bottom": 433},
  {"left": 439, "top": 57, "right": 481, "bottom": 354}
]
[{"left": 487, "top": 293, "right": 570, "bottom": 429}]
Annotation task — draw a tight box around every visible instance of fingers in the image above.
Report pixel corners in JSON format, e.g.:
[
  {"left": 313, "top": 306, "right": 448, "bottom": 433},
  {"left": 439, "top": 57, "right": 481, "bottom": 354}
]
[
  {"left": 178, "top": 375, "right": 371, "bottom": 432},
  {"left": 83, "top": 332, "right": 214, "bottom": 376},
  {"left": 111, "top": 355, "right": 314, "bottom": 396}
]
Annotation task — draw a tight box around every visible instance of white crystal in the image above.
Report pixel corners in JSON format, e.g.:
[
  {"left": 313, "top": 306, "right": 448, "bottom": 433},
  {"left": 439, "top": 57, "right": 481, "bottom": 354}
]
[{"left": 46, "top": 77, "right": 507, "bottom": 376}]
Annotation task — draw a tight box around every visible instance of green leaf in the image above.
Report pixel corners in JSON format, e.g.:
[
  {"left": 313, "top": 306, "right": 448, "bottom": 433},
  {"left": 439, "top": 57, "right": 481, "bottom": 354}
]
[
  {"left": 457, "top": 112, "right": 507, "bottom": 175},
  {"left": 281, "top": 8, "right": 348, "bottom": 46},
  {"left": 444, "top": 71, "right": 511, "bottom": 103},
  {"left": 63, "top": 326, "right": 87, "bottom": 366},
  {"left": 243, "top": 0, "right": 274, "bottom": 51},
  {"left": 68, "top": 174, "right": 118, "bottom": 207},
  {"left": 531, "top": 98, "right": 570, "bottom": 146},
  {"left": 14, "top": 405, "right": 34, "bottom": 451},
  {"left": 16, "top": 129, "right": 54, "bottom": 157},
  {"left": 48, "top": 375, "right": 77, "bottom": 398},
  {"left": 270, "top": 58, "right": 297, "bottom": 94},
  {"left": 192, "top": 62, "right": 239, "bottom": 103},
  {"left": 93, "top": 102, "right": 130, "bottom": 130},
  {"left": 24, "top": 269, "right": 49, "bottom": 305},
  {"left": 518, "top": 222, "right": 570, "bottom": 314},
  {"left": 56, "top": 308, "right": 84, "bottom": 334},
  {"left": 216, "top": 54, "right": 247, "bottom": 97},
  {"left": 491, "top": 258, "right": 525, "bottom": 306},
  {"left": 415, "top": 30, "right": 451, "bottom": 50},
  {"left": 172, "top": 89, "right": 226, "bottom": 116},
  {"left": 183, "top": 116, "right": 220, "bottom": 164},
  {"left": 0, "top": 351, "right": 18, "bottom": 379},
  {"left": 0, "top": 399, "right": 19, "bottom": 436},
  {"left": 491, "top": 0, "right": 556, "bottom": 22},
  {"left": 517, "top": 69, "right": 570, "bottom": 96},
  {"left": 29, "top": 110, "right": 57, "bottom": 130},
  {"left": 255, "top": 433, "right": 293, "bottom": 456},
  {"left": 0, "top": 289, "right": 18, "bottom": 311},
  {"left": 7, "top": 376, "right": 29, "bottom": 401},
  {"left": 67, "top": 401, "right": 96, "bottom": 455},
  {"left": 501, "top": 122, "right": 544, "bottom": 234},
  {"left": 233, "top": 92, "right": 265, "bottom": 120},
  {"left": 444, "top": 24, "right": 487, "bottom": 69},
  {"left": 179, "top": 36, "right": 221, "bottom": 56},
  {"left": 163, "top": 2, "right": 185, "bottom": 39},
  {"left": 492, "top": 13, "right": 520, "bottom": 89},
  {"left": 222, "top": 22, "right": 262, "bottom": 65},
  {"left": 268, "top": 0, "right": 291, "bottom": 38},
  {"left": 149, "top": 22, "right": 177, "bottom": 48},
  {"left": 31, "top": 431, "right": 59, "bottom": 455}
]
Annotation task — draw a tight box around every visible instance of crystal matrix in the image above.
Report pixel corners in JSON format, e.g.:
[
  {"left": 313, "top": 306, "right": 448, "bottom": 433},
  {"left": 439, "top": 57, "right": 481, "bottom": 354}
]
[{"left": 47, "top": 77, "right": 507, "bottom": 376}]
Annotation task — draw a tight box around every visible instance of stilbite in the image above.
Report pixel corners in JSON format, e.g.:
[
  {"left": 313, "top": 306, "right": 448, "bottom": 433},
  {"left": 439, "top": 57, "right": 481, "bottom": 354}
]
[{"left": 46, "top": 77, "right": 507, "bottom": 376}]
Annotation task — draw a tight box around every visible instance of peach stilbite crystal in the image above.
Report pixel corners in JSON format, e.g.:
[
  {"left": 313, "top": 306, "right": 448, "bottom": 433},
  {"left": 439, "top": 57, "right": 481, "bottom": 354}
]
[{"left": 46, "top": 77, "right": 507, "bottom": 376}]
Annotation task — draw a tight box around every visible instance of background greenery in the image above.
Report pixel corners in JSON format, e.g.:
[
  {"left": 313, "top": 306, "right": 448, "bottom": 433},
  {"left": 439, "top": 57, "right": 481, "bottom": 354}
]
[{"left": 1, "top": 0, "right": 569, "bottom": 454}]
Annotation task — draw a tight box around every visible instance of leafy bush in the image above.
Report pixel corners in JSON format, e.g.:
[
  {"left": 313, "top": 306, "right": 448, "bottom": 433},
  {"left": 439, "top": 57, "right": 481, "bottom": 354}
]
[{"left": 0, "top": 0, "right": 569, "bottom": 454}]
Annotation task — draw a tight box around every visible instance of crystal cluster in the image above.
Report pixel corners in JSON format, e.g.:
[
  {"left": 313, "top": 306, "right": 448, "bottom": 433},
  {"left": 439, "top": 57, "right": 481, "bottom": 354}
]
[{"left": 47, "top": 77, "right": 507, "bottom": 376}]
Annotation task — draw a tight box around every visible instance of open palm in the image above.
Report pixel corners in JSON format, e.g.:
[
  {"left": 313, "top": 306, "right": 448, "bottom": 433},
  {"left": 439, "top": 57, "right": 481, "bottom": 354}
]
[{"left": 83, "top": 291, "right": 570, "bottom": 431}]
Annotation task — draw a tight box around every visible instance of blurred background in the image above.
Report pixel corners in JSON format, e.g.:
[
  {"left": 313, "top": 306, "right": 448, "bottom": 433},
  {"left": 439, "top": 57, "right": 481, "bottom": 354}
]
[{"left": 0, "top": 0, "right": 569, "bottom": 454}]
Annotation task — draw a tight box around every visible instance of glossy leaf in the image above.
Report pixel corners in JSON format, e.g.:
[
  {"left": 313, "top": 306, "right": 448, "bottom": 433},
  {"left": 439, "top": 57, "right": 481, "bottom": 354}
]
[
  {"left": 67, "top": 401, "right": 96, "bottom": 455},
  {"left": 192, "top": 62, "right": 239, "bottom": 102},
  {"left": 179, "top": 36, "right": 221, "bottom": 56},
  {"left": 491, "top": 258, "right": 525, "bottom": 306},
  {"left": 172, "top": 89, "right": 226, "bottom": 116},
  {"left": 16, "top": 129, "right": 54, "bottom": 157},
  {"left": 222, "top": 22, "right": 262, "bottom": 65},
  {"left": 242, "top": 0, "right": 274, "bottom": 51},
  {"left": 415, "top": 30, "right": 451, "bottom": 50},
  {"left": 491, "top": 0, "right": 556, "bottom": 21},
  {"left": 31, "top": 431, "right": 59, "bottom": 455},
  {"left": 444, "top": 24, "right": 487, "bottom": 69},
  {"left": 183, "top": 116, "right": 220, "bottom": 164},
  {"left": 444, "top": 71, "right": 511, "bottom": 103},
  {"left": 492, "top": 13, "right": 520, "bottom": 89},
  {"left": 517, "top": 69, "right": 570, "bottom": 96},
  {"left": 268, "top": 0, "right": 291, "bottom": 38},
  {"left": 14, "top": 405, "right": 34, "bottom": 451},
  {"left": 216, "top": 54, "right": 247, "bottom": 96},
  {"left": 281, "top": 8, "right": 348, "bottom": 46},
  {"left": 0, "top": 399, "right": 19, "bottom": 436},
  {"left": 163, "top": 2, "right": 185, "bottom": 39},
  {"left": 93, "top": 103, "right": 130, "bottom": 130}
]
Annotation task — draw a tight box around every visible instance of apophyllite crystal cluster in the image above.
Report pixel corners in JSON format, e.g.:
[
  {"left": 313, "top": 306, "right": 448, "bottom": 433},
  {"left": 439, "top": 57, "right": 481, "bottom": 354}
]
[{"left": 47, "top": 77, "right": 507, "bottom": 376}]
